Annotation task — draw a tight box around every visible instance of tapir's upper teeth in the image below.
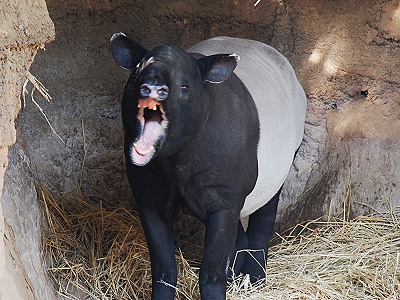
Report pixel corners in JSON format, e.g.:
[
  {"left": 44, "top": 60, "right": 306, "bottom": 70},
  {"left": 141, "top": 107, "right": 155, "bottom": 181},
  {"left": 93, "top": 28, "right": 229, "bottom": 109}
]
[{"left": 137, "top": 102, "right": 159, "bottom": 110}]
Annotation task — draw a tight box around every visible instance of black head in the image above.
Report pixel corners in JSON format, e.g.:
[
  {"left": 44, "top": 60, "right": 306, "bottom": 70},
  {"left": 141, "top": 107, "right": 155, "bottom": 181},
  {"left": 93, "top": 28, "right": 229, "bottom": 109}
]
[{"left": 111, "top": 33, "right": 238, "bottom": 166}]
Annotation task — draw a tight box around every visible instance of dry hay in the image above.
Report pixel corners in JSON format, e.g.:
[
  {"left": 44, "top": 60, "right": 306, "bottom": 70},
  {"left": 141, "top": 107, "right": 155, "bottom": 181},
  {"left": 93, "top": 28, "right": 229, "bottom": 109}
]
[
  {"left": 38, "top": 183, "right": 199, "bottom": 300},
  {"left": 38, "top": 183, "right": 400, "bottom": 299},
  {"left": 229, "top": 216, "right": 400, "bottom": 299}
]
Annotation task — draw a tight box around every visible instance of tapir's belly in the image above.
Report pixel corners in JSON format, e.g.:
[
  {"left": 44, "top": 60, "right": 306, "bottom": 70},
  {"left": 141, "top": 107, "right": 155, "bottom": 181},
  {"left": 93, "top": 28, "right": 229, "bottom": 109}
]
[{"left": 188, "top": 36, "right": 307, "bottom": 218}]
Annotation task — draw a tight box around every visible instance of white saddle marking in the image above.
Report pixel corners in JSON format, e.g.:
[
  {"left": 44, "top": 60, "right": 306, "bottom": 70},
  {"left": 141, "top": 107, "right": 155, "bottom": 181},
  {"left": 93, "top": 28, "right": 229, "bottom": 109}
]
[{"left": 189, "top": 36, "right": 307, "bottom": 218}]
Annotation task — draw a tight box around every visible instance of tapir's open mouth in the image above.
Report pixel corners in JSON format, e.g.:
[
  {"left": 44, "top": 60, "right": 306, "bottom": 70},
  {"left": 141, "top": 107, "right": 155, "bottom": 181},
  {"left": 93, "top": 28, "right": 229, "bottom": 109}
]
[{"left": 130, "top": 98, "right": 168, "bottom": 166}]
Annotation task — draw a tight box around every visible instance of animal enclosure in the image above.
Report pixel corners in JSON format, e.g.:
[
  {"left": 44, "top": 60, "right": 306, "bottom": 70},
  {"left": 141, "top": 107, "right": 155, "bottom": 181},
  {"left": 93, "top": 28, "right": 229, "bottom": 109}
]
[{"left": 1, "top": 0, "right": 400, "bottom": 299}]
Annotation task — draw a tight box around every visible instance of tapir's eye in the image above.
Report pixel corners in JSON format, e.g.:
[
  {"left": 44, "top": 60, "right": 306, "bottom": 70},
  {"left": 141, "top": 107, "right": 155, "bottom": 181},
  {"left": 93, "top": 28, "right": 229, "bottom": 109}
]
[{"left": 181, "top": 84, "right": 189, "bottom": 93}]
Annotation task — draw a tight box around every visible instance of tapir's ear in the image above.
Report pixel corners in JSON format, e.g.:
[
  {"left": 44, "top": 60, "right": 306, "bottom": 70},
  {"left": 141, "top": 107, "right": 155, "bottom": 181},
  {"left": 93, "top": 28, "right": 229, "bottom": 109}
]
[
  {"left": 198, "top": 54, "right": 239, "bottom": 83},
  {"left": 110, "top": 32, "right": 148, "bottom": 70}
]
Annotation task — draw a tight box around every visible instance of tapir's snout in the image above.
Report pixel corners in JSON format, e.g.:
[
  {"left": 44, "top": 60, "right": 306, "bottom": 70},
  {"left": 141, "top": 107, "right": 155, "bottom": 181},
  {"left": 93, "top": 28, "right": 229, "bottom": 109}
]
[{"left": 138, "top": 58, "right": 170, "bottom": 101}]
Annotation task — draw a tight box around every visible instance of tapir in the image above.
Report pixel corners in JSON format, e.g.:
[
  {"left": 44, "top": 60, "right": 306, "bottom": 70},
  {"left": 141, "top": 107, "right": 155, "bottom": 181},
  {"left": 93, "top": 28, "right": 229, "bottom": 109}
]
[{"left": 110, "top": 34, "right": 307, "bottom": 300}]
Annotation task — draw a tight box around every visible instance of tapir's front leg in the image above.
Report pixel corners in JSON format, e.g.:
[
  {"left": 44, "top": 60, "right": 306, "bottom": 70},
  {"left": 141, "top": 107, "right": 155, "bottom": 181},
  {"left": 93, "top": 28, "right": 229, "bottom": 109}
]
[
  {"left": 137, "top": 203, "right": 177, "bottom": 300},
  {"left": 200, "top": 209, "right": 239, "bottom": 300},
  {"left": 127, "top": 162, "right": 178, "bottom": 300}
]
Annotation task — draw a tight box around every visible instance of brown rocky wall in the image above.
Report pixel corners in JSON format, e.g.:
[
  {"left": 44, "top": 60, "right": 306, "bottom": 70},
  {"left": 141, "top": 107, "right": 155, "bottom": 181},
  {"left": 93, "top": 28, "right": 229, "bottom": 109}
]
[{"left": 0, "top": 0, "right": 55, "bottom": 299}]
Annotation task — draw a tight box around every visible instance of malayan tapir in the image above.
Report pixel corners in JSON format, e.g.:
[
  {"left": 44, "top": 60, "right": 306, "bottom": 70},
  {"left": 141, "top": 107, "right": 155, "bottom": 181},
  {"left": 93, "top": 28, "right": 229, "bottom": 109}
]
[{"left": 110, "top": 33, "right": 307, "bottom": 300}]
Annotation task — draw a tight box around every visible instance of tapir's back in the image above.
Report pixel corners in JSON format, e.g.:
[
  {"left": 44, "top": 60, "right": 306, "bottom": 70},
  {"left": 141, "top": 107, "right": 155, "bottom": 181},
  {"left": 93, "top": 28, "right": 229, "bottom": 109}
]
[{"left": 188, "top": 36, "right": 307, "bottom": 217}]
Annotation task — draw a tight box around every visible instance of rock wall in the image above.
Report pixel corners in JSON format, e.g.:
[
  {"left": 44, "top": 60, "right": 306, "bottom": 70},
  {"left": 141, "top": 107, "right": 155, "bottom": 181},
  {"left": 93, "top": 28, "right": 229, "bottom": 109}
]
[
  {"left": 0, "top": 0, "right": 55, "bottom": 299},
  {"left": 277, "top": 0, "right": 400, "bottom": 229}
]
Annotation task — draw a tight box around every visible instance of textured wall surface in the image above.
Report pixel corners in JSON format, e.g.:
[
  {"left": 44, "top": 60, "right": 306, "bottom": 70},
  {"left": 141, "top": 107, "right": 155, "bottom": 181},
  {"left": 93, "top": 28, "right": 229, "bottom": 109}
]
[
  {"left": 0, "top": 0, "right": 55, "bottom": 299},
  {"left": 2, "top": 130, "right": 56, "bottom": 299}
]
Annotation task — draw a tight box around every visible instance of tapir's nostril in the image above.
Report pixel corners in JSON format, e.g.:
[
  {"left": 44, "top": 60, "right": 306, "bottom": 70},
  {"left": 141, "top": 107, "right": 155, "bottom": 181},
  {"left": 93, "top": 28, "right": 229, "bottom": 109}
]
[
  {"left": 139, "top": 84, "right": 151, "bottom": 98},
  {"left": 157, "top": 86, "right": 169, "bottom": 100}
]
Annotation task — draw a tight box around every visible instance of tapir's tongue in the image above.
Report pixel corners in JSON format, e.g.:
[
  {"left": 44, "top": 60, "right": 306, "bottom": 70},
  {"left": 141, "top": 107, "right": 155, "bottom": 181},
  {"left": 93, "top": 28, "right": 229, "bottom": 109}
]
[{"left": 131, "top": 121, "right": 163, "bottom": 165}]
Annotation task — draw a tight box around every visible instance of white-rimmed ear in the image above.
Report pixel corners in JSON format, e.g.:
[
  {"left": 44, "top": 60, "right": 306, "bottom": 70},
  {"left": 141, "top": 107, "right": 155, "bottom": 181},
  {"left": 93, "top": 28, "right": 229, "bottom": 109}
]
[
  {"left": 110, "top": 32, "right": 148, "bottom": 70},
  {"left": 198, "top": 53, "right": 239, "bottom": 83}
]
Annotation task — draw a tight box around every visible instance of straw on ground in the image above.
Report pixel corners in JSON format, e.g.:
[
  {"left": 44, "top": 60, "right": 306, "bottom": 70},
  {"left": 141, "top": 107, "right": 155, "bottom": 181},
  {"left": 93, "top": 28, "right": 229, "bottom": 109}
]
[{"left": 38, "top": 183, "right": 400, "bottom": 299}]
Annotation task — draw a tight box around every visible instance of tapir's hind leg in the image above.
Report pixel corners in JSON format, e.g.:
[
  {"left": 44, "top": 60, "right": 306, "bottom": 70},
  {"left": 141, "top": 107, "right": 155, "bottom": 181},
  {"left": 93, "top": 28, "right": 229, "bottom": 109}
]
[
  {"left": 240, "top": 186, "right": 282, "bottom": 282},
  {"left": 229, "top": 220, "right": 248, "bottom": 279}
]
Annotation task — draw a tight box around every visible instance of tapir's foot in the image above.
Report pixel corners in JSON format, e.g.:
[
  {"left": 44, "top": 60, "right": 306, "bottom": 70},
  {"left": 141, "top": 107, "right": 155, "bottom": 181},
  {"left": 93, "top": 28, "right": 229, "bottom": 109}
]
[
  {"left": 240, "top": 249, "right": 267, "bottom": 282},
  {"left": 237, "top": 187, "right": 282, "bottom": 282}
]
